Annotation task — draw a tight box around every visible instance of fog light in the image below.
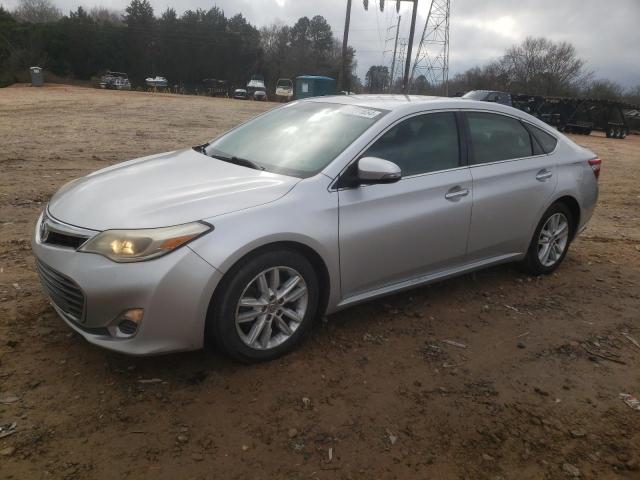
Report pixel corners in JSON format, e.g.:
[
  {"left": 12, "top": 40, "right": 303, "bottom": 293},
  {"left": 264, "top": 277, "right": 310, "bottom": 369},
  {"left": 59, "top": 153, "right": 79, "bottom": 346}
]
[
  {"left": 110, "top": 308, "right": 144, "bottom": 338},
  {"left": 118, "top": 320, "right": 138, "bottom": 335}
]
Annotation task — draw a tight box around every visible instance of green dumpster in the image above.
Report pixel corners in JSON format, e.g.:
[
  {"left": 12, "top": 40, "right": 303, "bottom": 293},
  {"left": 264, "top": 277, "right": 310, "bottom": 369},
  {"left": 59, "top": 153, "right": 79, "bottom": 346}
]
[{"left": 295, "top": 76, "right": 336, "bottom": 99}]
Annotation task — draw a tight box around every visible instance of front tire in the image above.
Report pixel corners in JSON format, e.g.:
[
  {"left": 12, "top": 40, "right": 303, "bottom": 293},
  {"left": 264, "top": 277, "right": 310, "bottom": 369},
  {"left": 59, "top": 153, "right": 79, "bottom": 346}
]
[
  {"left": 208, "top": 249, "right": 320, "bottom": 363},
  {"left": 521, "top": 203, "right": 573, "bottom": 275}
]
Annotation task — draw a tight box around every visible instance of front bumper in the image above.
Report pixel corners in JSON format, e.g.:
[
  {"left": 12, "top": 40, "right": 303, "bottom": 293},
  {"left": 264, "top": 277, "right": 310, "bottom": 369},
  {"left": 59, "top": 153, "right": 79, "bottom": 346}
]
[{"left": 31, "top": 221, "right": 222, "bottom": 355}]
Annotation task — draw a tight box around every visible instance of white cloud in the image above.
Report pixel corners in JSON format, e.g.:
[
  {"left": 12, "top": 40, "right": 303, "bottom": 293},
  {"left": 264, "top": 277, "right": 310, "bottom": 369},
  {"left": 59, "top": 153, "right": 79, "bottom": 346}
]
[{"left": 458, "top": 15, "right": 520, "bottom": 40}]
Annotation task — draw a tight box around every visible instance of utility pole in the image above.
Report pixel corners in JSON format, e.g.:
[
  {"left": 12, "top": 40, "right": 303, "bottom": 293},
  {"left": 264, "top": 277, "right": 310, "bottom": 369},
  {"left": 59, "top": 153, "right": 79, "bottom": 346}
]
[
  {"left": 341, "top": 0, "right": 353, "bottom": 92},
  {"left": 403, "top": 0, "right": 418, "bottom": 94},
  {"left": 357, "top": 0, "right": 419, "bottom": 94},
  {"left": 389, "top": 15, "right": 401, "bottom": 92}
]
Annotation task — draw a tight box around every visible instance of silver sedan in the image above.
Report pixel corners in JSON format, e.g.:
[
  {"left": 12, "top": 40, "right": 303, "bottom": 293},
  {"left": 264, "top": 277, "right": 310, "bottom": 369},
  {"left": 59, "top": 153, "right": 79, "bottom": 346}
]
[{"left": 32, "top": 95, "right": 600, "bottom": 361}]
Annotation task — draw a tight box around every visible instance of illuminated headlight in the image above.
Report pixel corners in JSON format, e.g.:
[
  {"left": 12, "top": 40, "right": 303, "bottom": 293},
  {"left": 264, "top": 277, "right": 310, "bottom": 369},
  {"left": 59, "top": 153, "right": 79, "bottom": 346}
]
[{"left": 79, "top": 222, "right": 212, "bottom": 262}]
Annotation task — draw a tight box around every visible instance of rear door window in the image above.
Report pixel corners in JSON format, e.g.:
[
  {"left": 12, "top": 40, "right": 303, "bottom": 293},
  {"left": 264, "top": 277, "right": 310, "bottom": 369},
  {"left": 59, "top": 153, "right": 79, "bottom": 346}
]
[{"left": 465, "top": 112, "right": 533, "bottom": 164}]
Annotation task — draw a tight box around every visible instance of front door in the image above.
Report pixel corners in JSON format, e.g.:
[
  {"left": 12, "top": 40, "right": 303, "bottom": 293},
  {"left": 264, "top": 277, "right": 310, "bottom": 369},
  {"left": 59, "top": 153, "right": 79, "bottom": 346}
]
[{"left": 338, "top": 111, "right": 473, "bottom": 299}]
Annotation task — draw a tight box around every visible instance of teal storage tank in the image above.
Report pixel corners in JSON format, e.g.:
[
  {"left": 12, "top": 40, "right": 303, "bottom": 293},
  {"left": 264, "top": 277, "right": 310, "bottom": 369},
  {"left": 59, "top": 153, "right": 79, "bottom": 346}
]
[{"left": 295, "top": 76, "right": 336, "bottom": 99}]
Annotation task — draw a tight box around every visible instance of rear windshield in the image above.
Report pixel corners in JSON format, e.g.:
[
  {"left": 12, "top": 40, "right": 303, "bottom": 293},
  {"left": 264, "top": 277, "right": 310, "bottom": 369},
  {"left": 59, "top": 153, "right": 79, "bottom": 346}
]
[{"left": 204, "top": 102, "right": 387, "bottom": 178}]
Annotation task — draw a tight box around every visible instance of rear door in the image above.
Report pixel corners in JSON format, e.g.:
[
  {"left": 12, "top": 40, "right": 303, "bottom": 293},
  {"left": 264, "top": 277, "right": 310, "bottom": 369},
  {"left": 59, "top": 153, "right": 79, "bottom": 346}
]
[
  {"left": 463, "top": 111, "right": 558, "bottom": 260},
  {"left": 338, "top": 111, "right": 473, "bottom": 298}
]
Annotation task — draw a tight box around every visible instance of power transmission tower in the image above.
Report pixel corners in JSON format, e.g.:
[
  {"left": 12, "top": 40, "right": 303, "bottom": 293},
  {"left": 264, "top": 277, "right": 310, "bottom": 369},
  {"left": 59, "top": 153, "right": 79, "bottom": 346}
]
[
  {"left": 390, "top": 39, "right": 407, "bottom": 92},
  {"left": 388, "top": 16, "right": 401, "bottom": 91},
  {"left": 410, "top": 0, "right": 450, "bottom": 95},
  {"left": 383, "top": 15, "right": 401, "bottom": 91}
]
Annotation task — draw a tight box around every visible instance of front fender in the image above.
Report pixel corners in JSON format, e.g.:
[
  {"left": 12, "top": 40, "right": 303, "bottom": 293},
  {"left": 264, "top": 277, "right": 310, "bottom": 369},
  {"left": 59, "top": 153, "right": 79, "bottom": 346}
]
[{"left": 187, "top": 176, "right": 341, "bottom": 312}]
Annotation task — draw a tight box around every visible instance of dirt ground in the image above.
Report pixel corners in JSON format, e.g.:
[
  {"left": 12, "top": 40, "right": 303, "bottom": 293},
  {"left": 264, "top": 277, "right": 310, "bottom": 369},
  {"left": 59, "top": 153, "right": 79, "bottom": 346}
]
[{"left": 1, "top": 85, "right": 639, "bottom": 480}]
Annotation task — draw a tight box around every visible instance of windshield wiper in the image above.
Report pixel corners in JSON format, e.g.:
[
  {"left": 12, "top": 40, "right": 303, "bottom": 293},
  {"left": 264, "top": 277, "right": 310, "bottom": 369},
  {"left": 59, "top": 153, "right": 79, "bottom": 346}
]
[{"left": 209, "top": 153, "right": 265, "bottom": 171}]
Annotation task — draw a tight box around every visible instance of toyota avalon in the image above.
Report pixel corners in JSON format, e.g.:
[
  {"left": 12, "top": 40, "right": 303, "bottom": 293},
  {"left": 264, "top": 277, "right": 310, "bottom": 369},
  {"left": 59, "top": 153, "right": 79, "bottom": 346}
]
[{"left": 32, "top": 95, "right": 600, "bottom": 362}]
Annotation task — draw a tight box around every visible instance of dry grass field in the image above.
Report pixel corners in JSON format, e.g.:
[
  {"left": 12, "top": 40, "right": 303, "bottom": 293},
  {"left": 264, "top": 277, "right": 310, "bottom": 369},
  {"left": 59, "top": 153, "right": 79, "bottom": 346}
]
[{"left": 1, "top": 85, "right": 639, "bottom": 479}]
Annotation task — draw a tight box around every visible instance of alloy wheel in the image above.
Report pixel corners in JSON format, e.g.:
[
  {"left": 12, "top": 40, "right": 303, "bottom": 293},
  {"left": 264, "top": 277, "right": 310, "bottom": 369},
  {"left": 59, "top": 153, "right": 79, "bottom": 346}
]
[
  {"left": 235, "top": 266, "right": 308, "bottom": 350},
  {"left": 537, "top": 213, "right": 569, "bottom": 267}
]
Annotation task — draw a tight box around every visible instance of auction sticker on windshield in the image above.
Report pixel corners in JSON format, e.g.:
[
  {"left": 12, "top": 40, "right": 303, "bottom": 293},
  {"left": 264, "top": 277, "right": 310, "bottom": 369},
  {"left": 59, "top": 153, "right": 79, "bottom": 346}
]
[{"left": 339, "top": 105, "right": 384, "bottom": 119}]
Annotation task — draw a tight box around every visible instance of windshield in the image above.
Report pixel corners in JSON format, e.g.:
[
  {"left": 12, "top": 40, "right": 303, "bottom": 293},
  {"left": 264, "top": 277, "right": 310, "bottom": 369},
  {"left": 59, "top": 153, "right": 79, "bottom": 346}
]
[
  {"left": 204, "top": 102, "right": 387, "bottom": 178},
  {"left": 462, "top": 90, "right": 489, "bottom": 100}
]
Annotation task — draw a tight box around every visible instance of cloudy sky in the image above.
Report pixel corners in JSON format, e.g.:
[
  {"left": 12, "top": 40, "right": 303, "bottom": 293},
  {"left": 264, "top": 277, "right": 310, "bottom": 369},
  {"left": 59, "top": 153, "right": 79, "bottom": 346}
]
[{"left": 4, "top": 0, "right": 639, "bottom": 88}]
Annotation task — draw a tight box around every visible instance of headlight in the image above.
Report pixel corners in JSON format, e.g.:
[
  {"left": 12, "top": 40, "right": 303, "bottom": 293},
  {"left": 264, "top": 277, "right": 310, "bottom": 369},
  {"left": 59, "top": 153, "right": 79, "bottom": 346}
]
[{"left": 79, "top": 222, "right": 212, "bottom": 262}]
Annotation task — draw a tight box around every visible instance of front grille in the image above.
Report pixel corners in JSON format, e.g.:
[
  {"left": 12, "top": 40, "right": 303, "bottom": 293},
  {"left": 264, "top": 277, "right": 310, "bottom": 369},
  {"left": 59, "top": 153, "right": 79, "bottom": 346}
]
[
  {"left": 43, "top": 231, "right": 88, "bottom": 249},
  {"left": 35, "top": 259, "right": 85, "bottom": 321}
]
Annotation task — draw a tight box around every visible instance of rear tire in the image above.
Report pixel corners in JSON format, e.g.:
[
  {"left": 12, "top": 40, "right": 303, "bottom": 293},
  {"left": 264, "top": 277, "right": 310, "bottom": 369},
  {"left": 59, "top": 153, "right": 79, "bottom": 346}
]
[
  {"left": 606, "top": 126, "right": 615, "bottom": 138},
  {"left": 208, "top": 249, "right": 320, "bottom": 363},
  {"left": 521, "top": 203, "right": 574, "bottom": 275}
]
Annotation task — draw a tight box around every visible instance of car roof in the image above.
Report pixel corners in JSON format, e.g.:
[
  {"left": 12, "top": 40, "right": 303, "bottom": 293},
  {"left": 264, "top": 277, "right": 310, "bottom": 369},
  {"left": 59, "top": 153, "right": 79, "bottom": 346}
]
[
  {"left": 305, "top": 94, "right": 447, "bottom": 110},
  {"left": 304, "top": 94, "right": 511, "bottom": 113},
  {"left": 465, "top": 89, "right": 508, "bottom": 94},
  {"left": 303, "top": 94, "right": 557, "bottom": 133}
]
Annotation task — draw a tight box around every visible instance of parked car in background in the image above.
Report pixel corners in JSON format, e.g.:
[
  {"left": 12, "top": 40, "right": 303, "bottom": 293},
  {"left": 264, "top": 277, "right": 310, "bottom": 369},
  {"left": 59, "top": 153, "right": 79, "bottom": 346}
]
[
  {"left": 253, "top": 90, "right": 268, "bottom": 101},
  {"left": 233, "top": 88, "right": 248, "bottom": 100},
  {"left": 275, "top": 78, "right": 294, "bottom": 102},
  {"left": 203, "top": 78, "right": 229, "bottom": 97},
  {"left": 247, "top": 75, "right": 266, "bottom": 97},
  {"left": 99, "top": 71, "right": 131, "bottom": 90},
  {"left": 32, "top": 95, "right": 599, "bottom": 362},
  {"left": 145, "top": 76, "right": 168, "bottom": 89},
  {"left": 463, "top": 90, "right": 512, "bottom": 106}
]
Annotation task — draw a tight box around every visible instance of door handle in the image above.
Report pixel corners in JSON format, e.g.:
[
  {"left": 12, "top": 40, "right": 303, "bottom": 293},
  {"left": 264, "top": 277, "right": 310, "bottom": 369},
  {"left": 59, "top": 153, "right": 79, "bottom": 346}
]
[
  {"left": 445, "top": 187, "right": 469, "bottom": 200},
  {"left": 536, "top": 169, "right": 553, "bottom": 181}
]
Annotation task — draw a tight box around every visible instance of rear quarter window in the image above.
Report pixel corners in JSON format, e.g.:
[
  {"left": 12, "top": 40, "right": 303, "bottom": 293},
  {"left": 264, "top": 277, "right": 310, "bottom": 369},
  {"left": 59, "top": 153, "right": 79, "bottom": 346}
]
[{"left": 527, "top": 124, "right": 558, "bottom": 153}]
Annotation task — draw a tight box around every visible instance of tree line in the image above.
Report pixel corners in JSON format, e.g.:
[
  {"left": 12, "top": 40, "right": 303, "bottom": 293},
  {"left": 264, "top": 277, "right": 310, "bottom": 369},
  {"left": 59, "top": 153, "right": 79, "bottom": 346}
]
[
  {"left": 2, "top": 0, "right": 638, "bottom": 104},
  {"left": 0, "top": 0, "right": 358, "bottom": 91}
]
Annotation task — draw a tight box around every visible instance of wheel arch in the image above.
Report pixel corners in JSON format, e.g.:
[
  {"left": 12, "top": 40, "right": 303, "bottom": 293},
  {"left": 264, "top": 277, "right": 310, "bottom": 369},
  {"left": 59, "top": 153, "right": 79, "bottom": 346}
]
[
  {"left": 205, "top": 240, "right": 332, "bottom": 338},
  {"left": 554, "top": 195, "right": 581, "bottom": 240}
]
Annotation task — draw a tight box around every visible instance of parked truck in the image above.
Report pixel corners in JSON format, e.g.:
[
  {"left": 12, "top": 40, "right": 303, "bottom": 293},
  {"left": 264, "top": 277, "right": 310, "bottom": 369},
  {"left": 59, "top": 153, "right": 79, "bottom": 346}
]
[
  {"left": 275, "top": 78, "right": 294, "bottom": 102},
  {"left": 511, "top": 95, "right": 632, "bottom": 139},
  {"left": 462, "top": 89, "right": 635, "bottom": 139}
]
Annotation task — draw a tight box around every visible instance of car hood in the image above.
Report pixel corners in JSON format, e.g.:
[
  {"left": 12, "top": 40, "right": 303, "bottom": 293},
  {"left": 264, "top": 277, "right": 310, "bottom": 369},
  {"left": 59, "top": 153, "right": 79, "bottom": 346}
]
[{"left": 48, "top": 148, "right": 299, "bottom": 230}]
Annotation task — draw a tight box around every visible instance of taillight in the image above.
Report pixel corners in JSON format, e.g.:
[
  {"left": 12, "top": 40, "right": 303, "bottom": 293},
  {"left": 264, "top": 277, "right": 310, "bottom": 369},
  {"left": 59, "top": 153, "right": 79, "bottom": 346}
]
[{"left": 588, "top": 157, "right": 601, "bottom": 180}]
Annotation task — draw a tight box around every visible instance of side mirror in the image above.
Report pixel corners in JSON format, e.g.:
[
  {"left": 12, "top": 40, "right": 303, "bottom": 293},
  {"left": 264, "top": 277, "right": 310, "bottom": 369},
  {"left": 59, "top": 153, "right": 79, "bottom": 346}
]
[{"left": 357, "top": 157, "right": 401, "bottom": 184}]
